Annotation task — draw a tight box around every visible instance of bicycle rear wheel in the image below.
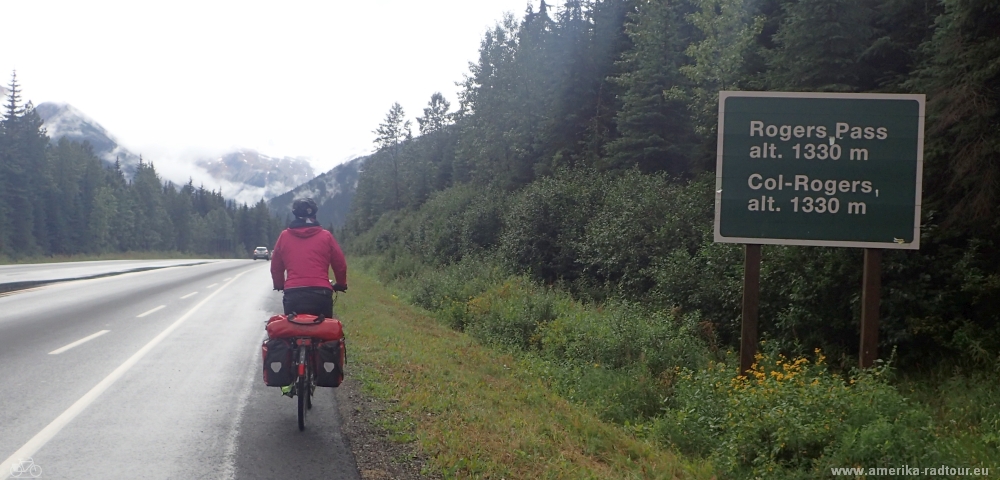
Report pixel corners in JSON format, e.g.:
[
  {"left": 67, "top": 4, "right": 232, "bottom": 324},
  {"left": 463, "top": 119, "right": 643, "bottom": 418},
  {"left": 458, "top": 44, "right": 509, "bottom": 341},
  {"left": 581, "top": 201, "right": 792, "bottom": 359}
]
[
  {"left": 306, "top": 377, "right": 313, "bottom": 410},
  {"left": 297, "top": 375, "right": 306, "bottom": 431}
]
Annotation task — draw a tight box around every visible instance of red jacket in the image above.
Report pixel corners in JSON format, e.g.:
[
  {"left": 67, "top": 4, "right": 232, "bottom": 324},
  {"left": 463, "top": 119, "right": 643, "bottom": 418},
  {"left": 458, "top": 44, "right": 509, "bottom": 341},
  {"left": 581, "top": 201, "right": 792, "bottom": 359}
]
[{"left": 270, "top": 225, "right": 347, "bottom": 291}]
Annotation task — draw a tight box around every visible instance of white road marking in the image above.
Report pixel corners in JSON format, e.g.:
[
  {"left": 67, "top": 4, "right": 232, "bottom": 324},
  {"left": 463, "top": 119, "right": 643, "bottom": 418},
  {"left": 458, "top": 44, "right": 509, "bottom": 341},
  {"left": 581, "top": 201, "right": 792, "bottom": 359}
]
[
  {"left": 136, "top": 305, "right": 166, "bottom": 318},
  {"left": 180, "top": 292, "right": 198, "bottom": 299},
  {"left": 48, "top": 330, "right": 110, "bottom": 355},
  {"left": 224, "top": 277, "right": 232, "bottom": 281},
  {"left": 0, "top": 270, "right": 250, "bottom": 480},
  {"left": 207, "top": 283, "right": 218, "bottom": 289}
]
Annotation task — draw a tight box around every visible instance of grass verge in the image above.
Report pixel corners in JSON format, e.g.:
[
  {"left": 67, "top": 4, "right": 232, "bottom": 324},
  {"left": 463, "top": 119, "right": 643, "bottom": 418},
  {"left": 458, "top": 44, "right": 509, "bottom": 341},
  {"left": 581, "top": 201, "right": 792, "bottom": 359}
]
[{"left": 336, "top": 268, "right": 714, "bottom": 479}]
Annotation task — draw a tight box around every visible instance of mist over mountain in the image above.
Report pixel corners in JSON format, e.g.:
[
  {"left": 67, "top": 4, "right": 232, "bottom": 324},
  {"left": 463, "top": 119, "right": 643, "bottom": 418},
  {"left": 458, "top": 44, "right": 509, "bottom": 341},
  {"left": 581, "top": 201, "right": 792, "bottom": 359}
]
[
  {"left": 35, "top": 102, "right": 141, "bottom": 175},
  {"left": 32, "top": 102, "right": 317, "bottom": 205},
  {"left": 197, "top": 149, "right": 315, "bottom": 204},
  {"left": 268, "top": 156, "right": 364, "bottom": 229}
]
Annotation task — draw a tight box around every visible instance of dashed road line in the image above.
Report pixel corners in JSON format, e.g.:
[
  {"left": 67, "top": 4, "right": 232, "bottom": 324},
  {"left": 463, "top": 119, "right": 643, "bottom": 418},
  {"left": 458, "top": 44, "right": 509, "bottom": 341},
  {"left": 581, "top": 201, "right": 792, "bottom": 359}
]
[
  {"left": 48, "top": 330, "right": 110, "bottom": 355},
  {"left": 137, "top": 305, "right": 166, "bottom": 318},
  {"left": 181, "top": 292, "right": 199, "bottom": 299},
  {"left": 207, "top": 283, "right": 219, "bottom": 289},
  {"left": 0, "top": 270, "right": 249, "bottom": 479}
]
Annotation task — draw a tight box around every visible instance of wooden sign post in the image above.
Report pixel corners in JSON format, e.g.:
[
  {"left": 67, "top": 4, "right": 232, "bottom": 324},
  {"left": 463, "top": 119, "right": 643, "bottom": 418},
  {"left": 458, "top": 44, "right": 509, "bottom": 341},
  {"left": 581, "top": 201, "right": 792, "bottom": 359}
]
[{"left": 739, "top": 244, "right": 761, "bottom": 375}]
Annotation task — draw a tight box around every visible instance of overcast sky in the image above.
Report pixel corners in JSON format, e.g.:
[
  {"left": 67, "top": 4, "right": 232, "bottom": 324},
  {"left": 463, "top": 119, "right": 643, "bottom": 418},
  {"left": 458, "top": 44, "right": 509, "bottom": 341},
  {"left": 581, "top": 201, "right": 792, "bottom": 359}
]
[{"left": 2, "top": 0, "right": 535, "bottom": 173}]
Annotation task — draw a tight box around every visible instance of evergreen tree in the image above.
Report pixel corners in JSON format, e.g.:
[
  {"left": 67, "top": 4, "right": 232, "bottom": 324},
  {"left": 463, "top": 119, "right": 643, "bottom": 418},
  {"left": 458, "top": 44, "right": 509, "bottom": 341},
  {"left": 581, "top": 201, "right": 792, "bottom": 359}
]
[
  {"left": 373, "top": 103, "right": 412, "bottom": 210},
  {"left": 87, "top": 186, "right": 118, "bottom": 253},
  {"left": 766, "top": 0, "right": 879, "bottom": 91},
  {"left": 604, "top": 0, "right": 698, "bottom": 174},
  {"left": 907, "top": 0, "right": 1000, "bottom": 227},
  {"left": 0, "top": 72, "right": 48, "bottom": 255}
]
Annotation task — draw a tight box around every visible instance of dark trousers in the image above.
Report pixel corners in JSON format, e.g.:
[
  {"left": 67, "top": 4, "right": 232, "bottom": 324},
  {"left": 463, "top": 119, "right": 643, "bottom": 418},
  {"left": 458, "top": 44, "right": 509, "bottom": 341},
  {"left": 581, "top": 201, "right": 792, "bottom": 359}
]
[{"left": 282, "top": 287, "right": 334, "bottom": 318}]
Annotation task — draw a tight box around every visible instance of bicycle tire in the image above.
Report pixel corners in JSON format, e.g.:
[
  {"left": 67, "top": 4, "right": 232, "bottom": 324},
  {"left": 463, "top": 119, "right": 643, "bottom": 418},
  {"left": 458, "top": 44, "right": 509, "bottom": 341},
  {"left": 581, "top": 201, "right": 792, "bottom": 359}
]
[
  {"left": 306, "top": 362, "right": 313, "bottom": 410},
  {"left": 297, "top": 375, "right": 306, "bottom": 431}
]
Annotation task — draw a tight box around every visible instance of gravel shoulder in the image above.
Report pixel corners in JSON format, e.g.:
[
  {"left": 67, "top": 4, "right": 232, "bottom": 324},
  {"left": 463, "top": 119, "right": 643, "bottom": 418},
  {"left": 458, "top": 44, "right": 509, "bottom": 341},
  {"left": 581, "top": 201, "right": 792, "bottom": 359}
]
[{"left": 336, "top": 376, "right": 436, "bottom": 480}]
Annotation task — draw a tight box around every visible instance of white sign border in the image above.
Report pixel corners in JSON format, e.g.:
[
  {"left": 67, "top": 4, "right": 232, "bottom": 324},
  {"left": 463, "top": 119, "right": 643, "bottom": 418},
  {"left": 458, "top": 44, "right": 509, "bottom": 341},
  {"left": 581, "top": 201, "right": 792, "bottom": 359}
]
[{"left": 714, "top": 91, "right": 925, "bottom": 250}]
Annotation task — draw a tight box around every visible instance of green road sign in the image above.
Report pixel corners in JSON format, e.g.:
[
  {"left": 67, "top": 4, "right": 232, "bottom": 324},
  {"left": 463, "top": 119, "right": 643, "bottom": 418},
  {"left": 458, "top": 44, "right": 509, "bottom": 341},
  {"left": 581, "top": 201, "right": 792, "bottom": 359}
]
[{"left": 714, "top": 91, "right": 925, "bottom": 249}]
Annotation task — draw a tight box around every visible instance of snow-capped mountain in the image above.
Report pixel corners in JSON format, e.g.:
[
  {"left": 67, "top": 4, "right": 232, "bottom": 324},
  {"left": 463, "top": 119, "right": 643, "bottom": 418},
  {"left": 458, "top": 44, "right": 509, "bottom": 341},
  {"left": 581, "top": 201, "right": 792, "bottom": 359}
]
[
  {"left": 268, "top": 156, "right": 364, "bottom": 228},
  {"left": 197, "top": 150, "right": 315, "bottom": 203},
  {"left": 32, "top": 102, "right": 317, "bottom": 204},
  {"left": 35, "top": 102, "right": 142, "bottom": 174}
]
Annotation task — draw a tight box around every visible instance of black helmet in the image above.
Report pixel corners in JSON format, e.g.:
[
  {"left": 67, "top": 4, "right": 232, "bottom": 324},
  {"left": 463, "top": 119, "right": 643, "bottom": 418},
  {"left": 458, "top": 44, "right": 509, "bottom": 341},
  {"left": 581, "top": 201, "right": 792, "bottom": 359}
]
[{"left": 292, "top": 198, "right": 318, "bottom": 218}]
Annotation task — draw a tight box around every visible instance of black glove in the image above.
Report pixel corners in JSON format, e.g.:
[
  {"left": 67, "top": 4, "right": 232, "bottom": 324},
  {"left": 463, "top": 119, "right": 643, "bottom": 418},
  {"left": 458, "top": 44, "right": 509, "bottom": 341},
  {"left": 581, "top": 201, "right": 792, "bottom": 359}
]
[{"left": 332, "top": 283, "right": 348, "bottom": 292}]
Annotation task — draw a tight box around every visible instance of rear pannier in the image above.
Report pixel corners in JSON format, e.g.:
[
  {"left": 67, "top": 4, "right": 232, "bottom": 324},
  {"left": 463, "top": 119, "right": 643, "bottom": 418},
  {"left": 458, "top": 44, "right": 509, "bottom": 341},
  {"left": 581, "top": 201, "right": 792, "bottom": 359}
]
[
  {"left": 262, "top": 338, "right": 294, "bottom": 387},
  {"left": 314, "top": 339, "right": 345, "bottom": 387}
]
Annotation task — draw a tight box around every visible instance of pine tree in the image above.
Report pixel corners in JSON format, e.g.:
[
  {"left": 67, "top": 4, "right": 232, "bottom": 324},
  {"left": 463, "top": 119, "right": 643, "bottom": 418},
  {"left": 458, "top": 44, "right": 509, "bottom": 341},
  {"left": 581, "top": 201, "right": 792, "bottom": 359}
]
[
  {"left": 373, "top": 103, "right": 412, "bottom": 209},
  {"left": 907, "top": 0, "right": 1000, "bottom": 227},
  {"left": 766, "top": 0, "right": 879, "bottom": 91},
  {"left": 0, "top": 72, "right": 48, "bottom": 255},
  {"left": 604, "top": 0, "right": 697, "bottom": 174}
]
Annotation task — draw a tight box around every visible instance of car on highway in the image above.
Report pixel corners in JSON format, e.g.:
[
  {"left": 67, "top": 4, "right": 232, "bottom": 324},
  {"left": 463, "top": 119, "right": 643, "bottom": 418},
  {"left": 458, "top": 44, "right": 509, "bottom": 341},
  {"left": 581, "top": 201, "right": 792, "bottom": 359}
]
[{"left": 252, "top": 246, "right": 271, "bottom": 260}]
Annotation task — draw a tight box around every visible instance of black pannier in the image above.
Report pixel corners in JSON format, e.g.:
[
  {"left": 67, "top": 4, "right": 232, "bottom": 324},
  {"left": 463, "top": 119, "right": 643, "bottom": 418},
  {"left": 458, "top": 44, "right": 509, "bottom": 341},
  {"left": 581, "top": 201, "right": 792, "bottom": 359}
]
[
  {"left": 262, "top": 338, "right": 294, "bottom": 387},
  {"left": 315, "top": 339, "right": 345, "bottom": 387}
]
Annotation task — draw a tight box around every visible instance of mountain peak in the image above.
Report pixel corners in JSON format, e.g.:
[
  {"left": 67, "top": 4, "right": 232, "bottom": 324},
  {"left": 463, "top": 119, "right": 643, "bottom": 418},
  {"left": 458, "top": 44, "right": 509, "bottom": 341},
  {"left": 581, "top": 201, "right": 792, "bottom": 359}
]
[{"left": 36, "top": 101, "right": 141, "bottom": 172}]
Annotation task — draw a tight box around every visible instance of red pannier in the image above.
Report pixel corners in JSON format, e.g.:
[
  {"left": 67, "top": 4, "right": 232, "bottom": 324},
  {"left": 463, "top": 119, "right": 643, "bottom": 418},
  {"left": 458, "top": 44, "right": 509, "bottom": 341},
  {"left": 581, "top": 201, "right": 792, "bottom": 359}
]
[{"left": 266, "top": 314, "right": 344, "bottom": 341}]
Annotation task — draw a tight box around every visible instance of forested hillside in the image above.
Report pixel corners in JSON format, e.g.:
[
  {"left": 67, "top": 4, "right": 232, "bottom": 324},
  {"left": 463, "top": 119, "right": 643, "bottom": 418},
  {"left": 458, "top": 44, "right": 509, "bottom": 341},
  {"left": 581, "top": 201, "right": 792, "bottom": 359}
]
[
  {"left": 0, "top": 74, "right": 284, "bottom": 259},
  {"left": 348, "top": 0, "right": 999, "bottom": 367},
  {"left": 344, "top": 1, "right": 998, "bottom": 475}
]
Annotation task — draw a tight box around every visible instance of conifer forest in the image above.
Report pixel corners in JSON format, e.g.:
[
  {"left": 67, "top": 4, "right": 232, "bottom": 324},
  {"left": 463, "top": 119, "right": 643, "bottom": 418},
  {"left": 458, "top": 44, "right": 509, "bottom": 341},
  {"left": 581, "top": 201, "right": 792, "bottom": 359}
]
[
  {"left": 0, "top": 74, "right": 284, "bottom": 259},
  {"left": 345, "top": 0, "right": 1000, "bottom": 474}
]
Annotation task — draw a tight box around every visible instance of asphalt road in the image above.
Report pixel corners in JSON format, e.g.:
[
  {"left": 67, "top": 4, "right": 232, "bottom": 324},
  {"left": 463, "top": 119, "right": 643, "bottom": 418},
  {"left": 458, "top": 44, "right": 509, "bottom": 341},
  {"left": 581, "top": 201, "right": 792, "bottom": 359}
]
[{"left": 0, "top": 260, "right": 361, "bottom": 480}]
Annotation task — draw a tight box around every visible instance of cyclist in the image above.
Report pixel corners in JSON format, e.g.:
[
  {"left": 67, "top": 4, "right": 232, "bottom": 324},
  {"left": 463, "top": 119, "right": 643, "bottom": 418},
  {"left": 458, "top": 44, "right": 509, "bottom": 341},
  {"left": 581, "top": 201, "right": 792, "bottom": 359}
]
[{"left": 270, "top": 198, "right": 347, "bottom": 318}]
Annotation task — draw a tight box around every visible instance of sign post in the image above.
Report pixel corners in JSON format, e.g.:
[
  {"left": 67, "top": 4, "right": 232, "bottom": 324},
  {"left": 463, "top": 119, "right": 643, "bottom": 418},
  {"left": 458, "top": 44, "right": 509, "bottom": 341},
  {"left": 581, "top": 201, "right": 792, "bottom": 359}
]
[
  {"left": 740, "top": 244, "right": 761, "bottom": 376},
  {"left": 715, "top": 91, "right": 924, "bottom": 370}
]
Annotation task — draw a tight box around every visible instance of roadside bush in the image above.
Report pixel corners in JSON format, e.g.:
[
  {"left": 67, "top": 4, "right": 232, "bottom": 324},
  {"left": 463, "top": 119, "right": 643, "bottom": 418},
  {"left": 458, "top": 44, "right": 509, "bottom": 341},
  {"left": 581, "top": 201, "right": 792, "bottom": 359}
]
[
  {"left": 899, "top": 368, "right": 1000, "bottom": 465},
  {"left": 464, "top": 277, "right": 561, "bottom": 350},
  {"left": 577, "top": 171, "right": 714, "bottom": 297},
  {"left": 657, "top": 351, "right": 941, "bottom": 479},
  {"left": 647, "top": 241, "right": 744, "bottom": 346},
  {"left": 521, "top": 358, "right": 669, "bottom": 424},
  {"left": 403, "top": 255, "right": 511, "bottom": 330},
  {"left": 538, "top": 301, "right": 711, "bottom": 375},
  {"left": 499, "top": 169, "right": 604, "bottom": 284}
]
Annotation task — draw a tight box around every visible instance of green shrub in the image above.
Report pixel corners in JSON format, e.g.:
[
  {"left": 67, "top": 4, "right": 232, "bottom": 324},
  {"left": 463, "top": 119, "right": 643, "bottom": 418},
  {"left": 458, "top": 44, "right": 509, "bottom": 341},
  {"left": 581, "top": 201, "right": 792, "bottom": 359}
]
[
  {"left": 522, "top": 358, "right": 669, "bottom": 424},
  {"left": 658, "top": 351, "right": 942, "bottom": 479},
  {"left": 538, "top": 301, "right": 711, "bottom": 375},
  {"left": 464, "top": 277, "right": 560, "bottom": 350},
  {"left": 499, "top": 169, "right": 604, "bottom": 284},
  {"left": 577, "top": 171, "right": 714, "bottom": 296}
]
